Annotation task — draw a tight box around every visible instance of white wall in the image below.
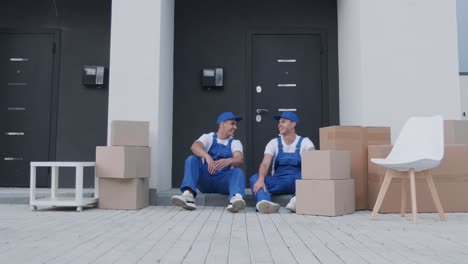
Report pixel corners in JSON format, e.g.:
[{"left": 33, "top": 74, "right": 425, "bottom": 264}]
[
  {"left": 461, "top": 75, "right": 468, "bottom": 120},
  {"left": 337, "top": 0, "right": 364, "bottom": 126},
  {"left": 338, "top": 0, "right": 461, "bottom": 141},
  {"left": 108, "top": 0, "right": 174, "bottom": 191},
  {"left": 457, "top": 0, "right": 468, "bottom": 72}
]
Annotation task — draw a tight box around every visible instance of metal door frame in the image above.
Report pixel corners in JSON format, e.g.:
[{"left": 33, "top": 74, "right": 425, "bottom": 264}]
[
  {"left": 244, "top": 28, "right": 330, "bottom": 176},
  {"left": 0, "top": 28, "right": 61, "bottom": 166}
]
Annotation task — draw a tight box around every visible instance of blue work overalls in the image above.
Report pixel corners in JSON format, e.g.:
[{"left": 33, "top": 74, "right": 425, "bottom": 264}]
[
  {"left": 180, "top": 133, "right": 246, "bottom": 199},
  {"left": 250, "top": 136, "right": 303, "bottom": 203}
]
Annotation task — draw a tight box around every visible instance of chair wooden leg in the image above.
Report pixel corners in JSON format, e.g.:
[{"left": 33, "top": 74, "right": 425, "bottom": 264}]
[
  {"left": 409, "top": 169, "right": 417, "bottom": 223},
  {"left": 371, "top": 169, "right": 393, "bottom": 219},
  {"left": 400, "top": 177, "right": 408, "bottom": 217},
  {"left": 425, "top": 172, "right": 446, "bottom": 221}
]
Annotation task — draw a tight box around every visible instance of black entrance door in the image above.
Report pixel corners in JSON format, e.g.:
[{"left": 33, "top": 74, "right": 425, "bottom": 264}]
[
  {"left": 0, "top": 33, "right": 56, "bottom": 187},
  {"left": 250, "top": 34, "right": 324, "bottom": 175}
]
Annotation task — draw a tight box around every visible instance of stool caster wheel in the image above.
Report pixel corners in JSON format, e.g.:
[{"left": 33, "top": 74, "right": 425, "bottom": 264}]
[
  {"left": 31, "top": 206, "right": 37, "bottom": 211},
  {"left": 77, "top": 206, "right": 83, "bottom": 212}
]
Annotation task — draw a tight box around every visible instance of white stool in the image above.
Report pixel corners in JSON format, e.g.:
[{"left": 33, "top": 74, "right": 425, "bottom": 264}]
[{"left": 30, "top": 162, "right": 99, "bottom": 212}]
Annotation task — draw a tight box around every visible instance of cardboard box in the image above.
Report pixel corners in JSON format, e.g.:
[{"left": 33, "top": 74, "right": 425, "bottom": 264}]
[
  {"left": 296, "top": 179, "right": 355, "bottom": 216},
  {"left": 444, "top": 120, "right": 468, "bottom": 144},
  {"left": 319, "top": 126, "right": 391, "bottom": 209},
  {"left": 367, "top": 127, "right": 392, "bottom": 146},
  {"left": 111, "top": 120, "right": 149, "bottom": 147},
  {"left": 301, "top": 150, "right": 351, "bottom": 180},
  {"left": 96, "top": 146, "right": 150, "bottom": 178},
  {"left": 368, "top": 144, "right": 468, "bottom": 213},
  {"left": 98, "top": 177, "right": 149, "bottom": 209}
]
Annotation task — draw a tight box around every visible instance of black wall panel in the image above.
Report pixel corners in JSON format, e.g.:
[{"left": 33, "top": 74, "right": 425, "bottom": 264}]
[
  {"left": 173, "top": 0, "right": 339, "bottom": 186},
  {"left": 0, "top": 0, "right": 111, "bottom": 187}
]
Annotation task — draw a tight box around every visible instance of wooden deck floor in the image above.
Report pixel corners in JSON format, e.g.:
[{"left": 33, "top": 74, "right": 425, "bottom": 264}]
[{"left": 1, "top": 205, "right": 467, "bottom": 264}]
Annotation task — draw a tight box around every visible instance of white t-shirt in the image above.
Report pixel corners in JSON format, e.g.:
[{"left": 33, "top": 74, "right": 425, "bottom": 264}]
[
  {"left": 264, "top": 134, "right": 314, "bottom": 175},
  {"left": 197, "top": 132, "right": 243, "bottom": 154}
]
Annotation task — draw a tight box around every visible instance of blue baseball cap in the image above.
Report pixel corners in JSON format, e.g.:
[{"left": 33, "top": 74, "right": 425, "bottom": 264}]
[
  {"left": 273, "top": 111, "right": 299, "bottom": 123},
  {"left": 217, "top": 112, "right": 242, "bottom": 125}
]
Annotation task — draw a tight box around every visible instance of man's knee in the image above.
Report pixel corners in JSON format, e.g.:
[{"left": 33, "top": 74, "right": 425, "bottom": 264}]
[
  {"left": 249, "top": 173, "right": 259, "bottom": 186},
  {"left": 185, "top": 155, "right": 200, "bottom": 165},
  {"left": 231, "top": 168, "right": 245, "bottom": 181},
  {"left": 231, "top": 167, "right": 245, "bottom": 176}
]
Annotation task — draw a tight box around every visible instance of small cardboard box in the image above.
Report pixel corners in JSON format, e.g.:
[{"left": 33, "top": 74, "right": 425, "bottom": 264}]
[
  {"left": 98, "top": 177, "right": 149, "bottom": 209},
  {"left": 111, "top": 120, "right": 149, "bottom": 147},
  {"left": 319, "top": 126, "right": 391, "bottom": 210},
  {"left": 96, "top": 146, "right": 150, "bottom": 178},
  {"left": 444, "top": 120, "right": 468, "bottom": 144},
  {"left": 368, "top": 144, "right": 468, "bottom": 212},
  {"left": 296, "top": 179, "right": 355, "bottom": 216},
  {"left": 301, "top": 150, "right": 351, "bottom": 180}
]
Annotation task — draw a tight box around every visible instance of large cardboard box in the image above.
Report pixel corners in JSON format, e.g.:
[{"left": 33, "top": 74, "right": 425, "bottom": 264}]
[
  {"left": 320, "top": 126, "right": 391, "bottom": 209},
  {"left": 368, "top": 144, "right": 468, "bottom": 213},
  {"left": 301, "top": 150, "right": 351, "bottom": 180},
  {"left": 99, "top": 177, "right": 149, "bottom": 209},
  {"left": 444, "top": 120, "right": 468, "bottom": 144},
  {"left": 367, "top": 127, "right": 392, "bottom": 146},
  {"left": 96, "top": 146, "right": 150, "bottom": 178},
  {"left": 111, "top": 120, "right": 149, "bottom": 147},
  {"left": 296, "top": 179, "right": 355, "bottom": 216}
]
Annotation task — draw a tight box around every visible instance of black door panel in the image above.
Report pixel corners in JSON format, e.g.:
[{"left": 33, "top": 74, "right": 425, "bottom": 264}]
[
  {"left": 251, "top": 34, "right": 323, "bottom": 175},
  {"left": 0, "top": 33, "right": 55, "bottom": 187}
]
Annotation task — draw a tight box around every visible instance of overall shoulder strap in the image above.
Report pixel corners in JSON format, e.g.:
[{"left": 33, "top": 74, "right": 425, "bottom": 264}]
[
  {"left": 208, "top": 132, "right": 218, "bottom": 152},
  {"left": 295, "top": 136, "right": 304, "bottom": 154},
  {"left": 277, "top": 136, "right": 283, "bottom": 153}
]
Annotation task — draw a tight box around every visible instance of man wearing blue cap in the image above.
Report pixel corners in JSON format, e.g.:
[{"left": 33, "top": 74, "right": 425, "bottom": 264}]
[
  {"left": 250, "top": 111, "right": 315, "bottom": 214},
  {"left": 171, "top": 112, "right": 246, "bottom": 213}
]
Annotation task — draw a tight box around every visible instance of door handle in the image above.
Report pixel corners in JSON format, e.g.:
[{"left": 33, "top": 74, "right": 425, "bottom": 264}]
[
  {"left": 256, "top": 109, "right": 269, "bottom": 114},
  {"left": 5, "top": 132, "right": 24, "bottom": 136}
]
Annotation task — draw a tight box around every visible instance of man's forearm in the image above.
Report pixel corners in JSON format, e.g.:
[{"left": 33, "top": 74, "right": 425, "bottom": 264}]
[
  {"left": 230, "top": 156, "right": 243, "bottom": 167},
  {"left": 258, "top": 162, "right": 269, "bottom": 181},
  {"left": 191, "top": 142, "right": 210, "bottom": 159}
]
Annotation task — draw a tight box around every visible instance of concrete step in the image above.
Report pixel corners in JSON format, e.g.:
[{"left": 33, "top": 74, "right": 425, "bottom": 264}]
[
  {"left": 1, "top": 188, "right": 293, "bottom": 207},
  {"left": 155, "top": 188, "right": 293, "bottom": 207},
  {"left": 0, "top": 188, "right": 95, "bottom": 204}
]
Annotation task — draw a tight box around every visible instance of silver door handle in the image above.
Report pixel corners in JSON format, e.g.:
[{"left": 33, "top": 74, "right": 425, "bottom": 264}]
[
  {"left": 5, "top": 132, "right": 24, "bottom": 136},
  {"left": 4, "top": 157, "right": 23, "bottom": 161},
  {"left": 277, "top": 84, "right": 296, "bottom": 87},
  {"left": 256, "top": 109, "right": 269, "bottom": 114}
]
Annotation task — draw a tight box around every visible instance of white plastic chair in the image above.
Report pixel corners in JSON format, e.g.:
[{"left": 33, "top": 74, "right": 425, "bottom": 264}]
[{"left": 370, "top": 115, "right": 446, "bottom": 223}]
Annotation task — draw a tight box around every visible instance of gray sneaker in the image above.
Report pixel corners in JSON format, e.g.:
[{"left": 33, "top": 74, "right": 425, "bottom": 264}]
[
  {"left": 256, "top": 200, "right": 280, "bottom": 214},
  {"left": 226, "top": 193, "right": 246, "bottom": 213},
  {"left": 171, "top": 191, "right": 196, "bottom": 210}
]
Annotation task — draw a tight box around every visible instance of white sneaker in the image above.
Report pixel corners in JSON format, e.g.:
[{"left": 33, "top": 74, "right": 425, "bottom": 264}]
[
  {"left": 256, "top": 200, "right": 280, "bottom": 214},
  {"left": 286, "top": 196, "right": 296, "bottom": 213},
  {"left": 171, "top": 190, "right": 196, "bottom": 210},
  {"left": 227, "top": 193, "right": 246, "bottom": 213}
]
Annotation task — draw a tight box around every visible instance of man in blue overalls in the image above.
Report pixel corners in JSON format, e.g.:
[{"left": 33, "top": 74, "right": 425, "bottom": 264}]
[
  {"left": 171, "top": 112, "right": 246, "bottom": 213},
  {"left": 250, "top": 112, "right": 315, "bottom": 214}
]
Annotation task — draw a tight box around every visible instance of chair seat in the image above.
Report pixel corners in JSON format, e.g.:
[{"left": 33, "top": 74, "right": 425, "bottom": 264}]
[{"left": 371, "top": 158, "right": 440, "bottom": 172}]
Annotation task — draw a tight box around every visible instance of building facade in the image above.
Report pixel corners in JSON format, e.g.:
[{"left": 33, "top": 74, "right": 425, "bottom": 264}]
[{"left": 1, "top": 0, "right": 466, "bottom": 198}]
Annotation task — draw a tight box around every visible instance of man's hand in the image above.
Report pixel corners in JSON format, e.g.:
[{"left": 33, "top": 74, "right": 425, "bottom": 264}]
[
  {"left": 211, "top": 158, "right": 232, "bottom": 174},
  {"left": 252, "top": 179, "right": 267, "bottom": 194},
  {"left": 205, "top": 156, "right": 216, "bottom": 174}
]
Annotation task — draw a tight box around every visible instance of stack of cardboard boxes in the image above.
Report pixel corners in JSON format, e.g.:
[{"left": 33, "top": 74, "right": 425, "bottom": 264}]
[
  {"left": 96, "top": 121, "right": 151, "bottom": 209},
  {"left": 319, "top": 126, "right": 391, "bottom": 210},
  {"left": 368, "top": 120, "right": 468, "bottom": 212},
  {"left": 296, "top": 150, "right": 355, "bottom": 216}
]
